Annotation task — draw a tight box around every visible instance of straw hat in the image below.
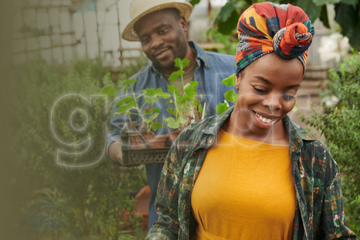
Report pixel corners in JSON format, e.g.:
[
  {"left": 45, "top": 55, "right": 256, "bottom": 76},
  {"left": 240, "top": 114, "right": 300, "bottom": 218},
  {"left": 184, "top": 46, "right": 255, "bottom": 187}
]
[{"left": 122, "top": 0, "right": 193, "bottom": 41}]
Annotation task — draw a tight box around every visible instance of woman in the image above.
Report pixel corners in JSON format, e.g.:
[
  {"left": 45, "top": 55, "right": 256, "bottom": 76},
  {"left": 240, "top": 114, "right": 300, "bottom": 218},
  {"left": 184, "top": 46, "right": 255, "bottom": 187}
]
[{"left": 146, "top": 2, "right": 357, "bottom": 240}]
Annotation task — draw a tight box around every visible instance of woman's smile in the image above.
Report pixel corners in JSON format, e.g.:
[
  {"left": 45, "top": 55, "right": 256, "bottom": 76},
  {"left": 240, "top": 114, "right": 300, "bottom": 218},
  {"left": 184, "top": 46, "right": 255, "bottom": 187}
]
[{"left": 252, "top": 110, "right": 278, "bottom": 128}]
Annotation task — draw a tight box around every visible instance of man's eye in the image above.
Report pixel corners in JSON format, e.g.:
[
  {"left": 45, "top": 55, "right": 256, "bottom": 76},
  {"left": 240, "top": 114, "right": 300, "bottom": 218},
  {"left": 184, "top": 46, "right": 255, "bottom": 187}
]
[
  {"left": 160, "top": 28, "right": 168, "bottom": 34},
  {"left": 253, "top": 87, "right": 267, "bottom": 94},
  {"left": 283, "top": 94, "right": 295, "bottom": 101},
  {"left": 141, "top": 38, "right": 149, "bottom": 44}
]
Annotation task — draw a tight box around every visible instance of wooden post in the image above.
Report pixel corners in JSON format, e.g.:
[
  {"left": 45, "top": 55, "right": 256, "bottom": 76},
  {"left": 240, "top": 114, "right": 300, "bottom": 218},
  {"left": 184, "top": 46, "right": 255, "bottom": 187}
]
[
  {"left": 81, "top": 4, "right": 88, "bottom": 57},
  {"left": 94, "top": 0, "right": 101, "bottom": 57},
  {"left": 115, "top": 0, "right": 123, "bottom": 64}
]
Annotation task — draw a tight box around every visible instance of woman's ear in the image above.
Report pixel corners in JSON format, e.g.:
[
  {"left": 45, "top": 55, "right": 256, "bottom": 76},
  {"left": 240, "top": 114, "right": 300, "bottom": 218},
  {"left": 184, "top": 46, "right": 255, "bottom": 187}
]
[{"left": 235, "top": 73, "right": 241, "bottom": 90}]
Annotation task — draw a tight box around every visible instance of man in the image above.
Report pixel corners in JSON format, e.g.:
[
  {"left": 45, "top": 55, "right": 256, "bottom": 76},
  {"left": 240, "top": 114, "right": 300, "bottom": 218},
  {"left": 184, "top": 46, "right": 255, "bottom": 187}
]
[{"left": 106, "top": 0, "right": 236, "bottom": 231}]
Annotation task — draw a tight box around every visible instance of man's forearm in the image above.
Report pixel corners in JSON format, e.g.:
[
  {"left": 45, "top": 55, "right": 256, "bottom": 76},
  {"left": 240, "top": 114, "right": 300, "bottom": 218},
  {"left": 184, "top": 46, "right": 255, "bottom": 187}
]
[{"left": 109, "top": 140, "right": 122, "bottom": 164}]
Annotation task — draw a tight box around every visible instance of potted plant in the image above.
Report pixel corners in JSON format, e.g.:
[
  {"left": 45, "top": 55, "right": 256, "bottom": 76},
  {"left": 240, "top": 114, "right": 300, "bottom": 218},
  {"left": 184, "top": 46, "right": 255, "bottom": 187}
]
[
  {"left": 100, "top": 58, "right": 205, "bottom": 165},
  {"left": 164, "top": 58, "right": 204, "bottom": 142},
  {"left": 101, "top": 79, "right": 170, "bottom": 149}
]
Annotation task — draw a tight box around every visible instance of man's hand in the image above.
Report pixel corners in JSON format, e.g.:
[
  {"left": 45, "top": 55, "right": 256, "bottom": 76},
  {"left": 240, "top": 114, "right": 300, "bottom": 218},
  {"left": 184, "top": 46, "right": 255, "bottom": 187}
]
[{"left": 109, "top": 139, "right": 122, "bottom": 164}]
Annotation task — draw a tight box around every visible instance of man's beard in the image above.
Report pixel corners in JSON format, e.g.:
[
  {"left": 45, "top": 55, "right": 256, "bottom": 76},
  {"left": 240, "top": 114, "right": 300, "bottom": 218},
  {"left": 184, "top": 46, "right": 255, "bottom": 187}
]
[{"left": 151, "top": 36, "right": 188, "bottom": 70}]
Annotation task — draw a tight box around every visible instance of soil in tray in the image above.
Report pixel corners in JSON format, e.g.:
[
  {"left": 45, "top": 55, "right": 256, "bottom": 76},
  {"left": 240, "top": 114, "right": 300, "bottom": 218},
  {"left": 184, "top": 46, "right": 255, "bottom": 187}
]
[{"left": 130, "top": 131, "right": 168, "bottom": 149}]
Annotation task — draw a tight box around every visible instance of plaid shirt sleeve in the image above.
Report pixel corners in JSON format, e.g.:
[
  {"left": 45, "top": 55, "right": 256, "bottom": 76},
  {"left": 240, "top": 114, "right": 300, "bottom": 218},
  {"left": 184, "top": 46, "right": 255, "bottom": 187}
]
[
  {"left": 146, "top": 137, "right": 182, "bottom": 240},
  {"left": 320, "top": 149, "right": 357, "bottom": 240}
]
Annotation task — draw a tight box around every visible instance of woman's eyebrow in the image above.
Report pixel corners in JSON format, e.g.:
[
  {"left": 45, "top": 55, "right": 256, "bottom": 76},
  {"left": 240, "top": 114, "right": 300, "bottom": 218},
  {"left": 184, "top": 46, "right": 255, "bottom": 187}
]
[
  {"left": 254, "top": 76, "right": 273, "bottom": 85},
  {"left": 254, "top": 76, "right": 300, "bottom": 88}
]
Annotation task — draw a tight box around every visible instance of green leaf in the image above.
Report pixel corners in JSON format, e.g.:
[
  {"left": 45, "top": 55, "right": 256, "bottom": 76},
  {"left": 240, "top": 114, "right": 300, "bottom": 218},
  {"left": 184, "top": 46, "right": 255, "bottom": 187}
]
[
  {"left": 168, "top": 70, "right": 184, "bottom": 82},
  {"left": 144, "top": 95, "right": 157, "bottom": 104},
  {"left": 145, "top": 107, "right": 161, "bottom": 114},
  {"left": 319, "top": 5, "right": 330, "bottom": 29},
  {"left": 214, "top": 2, "right": 239, "bottom": 35},
  {"left": 313, "top": 0, "right": 340, "bottom": 6},
  {"left": 117, "top": 102, "right": 137, "bottom": 114},
  {"left": 216, "top": 103, "right": 230, "bottom": 114},
  {"left": 341, "top": 0, "right": 357, "bottom": 8},
  {"left": 174, "top": 58, "right": 190, "bottom": 70},
  {"left": 214, "top": 2, "right": 235, "bottom": 22},
  {"left": 115, "top": 96, "right": 135, "bottom": 107},
  {"left": 167, "top": 107, "right": 176, "bottom": 116},
  {"left": 156, "top": 88, "right": 171, "bottom": 99},
  {"left": 144, "top": 88, "right": 156, "bottom": 96},
  {"left": 224, "top": 89, "right": 238, "bottom": 103},
  {"left": 190, "top": 0, "right": 200, "bottom": 6},
  {"left": 168, "top": 85, "right": 180, "bottom": 94},
  {"left": 151, "top": 122, "right": 164, "bottom": 131},
  {"left": 183, "top": 88, "right": 197, "bottom": 99},
  {"left": 165, "top": 99, "right": 173, "bottom": 105},
  {"left": 100, "top": 86, "right": 115, "bottom": 97},
  {"left": 335, "top": 3, "right": 358, "bottom": 36},
  {"left": 233, "top": 62, "right": 237, "bottom": 66},
  {"left": 143, "top": 113, "right": 159, "bottom": 123},
  {"left": 295, "top": 0, "right": 322, "bottom": 23},
  {"left": 164, "top": 117, "right": 179, "bottom": 129},
  {"left": 217, "top": 9, "right": 239, "bottom": 35},
  {"left": 221, "top": 74, "right": 236, "bottom": 87},
  {"left": 187, "top": 81, "right": 198, "bottom": 88},
  {"left": 123, "top": 86, "right": 130, "bottom": 92},
  {"left": 184, "top": 82, "right": 198, "bottom": 93},
  {"left": 123, "top": 79, "right": 137, "bottom": 86},
  {"left": 177, "top": 117, "right": 187, "bottom": 125}
]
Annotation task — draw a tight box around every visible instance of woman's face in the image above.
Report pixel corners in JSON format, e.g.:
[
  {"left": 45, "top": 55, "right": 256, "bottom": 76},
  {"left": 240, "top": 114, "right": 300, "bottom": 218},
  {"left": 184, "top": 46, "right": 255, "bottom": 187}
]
[{"left": 234, "top": 53, "right": 303, "bottom": 136}]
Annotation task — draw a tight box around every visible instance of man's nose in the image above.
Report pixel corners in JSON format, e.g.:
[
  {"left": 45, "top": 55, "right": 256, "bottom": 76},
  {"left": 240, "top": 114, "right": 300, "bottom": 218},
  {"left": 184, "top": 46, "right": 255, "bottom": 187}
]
[
  {"left": 151, "top": 35, "right": 164, "bottom": 49},
  {"left": 263, "top": 94, "right": 281, "bottom": 111}
]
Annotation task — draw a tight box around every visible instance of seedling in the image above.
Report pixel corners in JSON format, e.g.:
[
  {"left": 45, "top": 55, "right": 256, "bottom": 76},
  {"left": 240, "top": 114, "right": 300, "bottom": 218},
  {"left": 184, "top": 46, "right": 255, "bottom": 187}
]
[
  {"left": 101, "top": 79, "right": 170, "bottom": 132},
  {"left": 165, "top": 58, "right": 203, "bottom": 129}
]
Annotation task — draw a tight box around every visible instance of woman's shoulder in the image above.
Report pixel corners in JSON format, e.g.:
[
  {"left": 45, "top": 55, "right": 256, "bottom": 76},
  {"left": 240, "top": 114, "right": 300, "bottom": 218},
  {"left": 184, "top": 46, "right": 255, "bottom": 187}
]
[{"left": 292, "top": 122, "right": 340, "bottom": 185}]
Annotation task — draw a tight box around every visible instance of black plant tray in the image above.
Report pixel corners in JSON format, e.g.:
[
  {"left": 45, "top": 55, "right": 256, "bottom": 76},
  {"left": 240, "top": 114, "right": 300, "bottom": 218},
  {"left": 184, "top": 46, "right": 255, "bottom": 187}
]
[{"left": 119, "top": 122, "right": 170, "bottom": 167}]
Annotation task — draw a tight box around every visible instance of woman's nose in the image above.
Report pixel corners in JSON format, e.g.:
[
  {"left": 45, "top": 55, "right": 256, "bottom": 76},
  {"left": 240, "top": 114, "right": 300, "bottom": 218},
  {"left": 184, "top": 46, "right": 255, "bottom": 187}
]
[{"left": 263, "top": 94, "right": 281, "bottom": 111}]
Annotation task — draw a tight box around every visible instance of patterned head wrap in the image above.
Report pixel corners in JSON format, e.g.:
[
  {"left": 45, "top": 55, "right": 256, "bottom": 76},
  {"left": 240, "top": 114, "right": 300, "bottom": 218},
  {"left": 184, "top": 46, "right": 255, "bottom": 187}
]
[{"left": 236, "top": 2, "right": 315, "bottom": 75}]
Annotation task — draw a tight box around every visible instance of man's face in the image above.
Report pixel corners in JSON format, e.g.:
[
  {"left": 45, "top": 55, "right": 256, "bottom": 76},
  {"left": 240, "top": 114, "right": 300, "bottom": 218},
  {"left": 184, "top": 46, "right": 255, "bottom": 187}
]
[{"left": 134, "top": 9, "right": 188, "bottom": 70}]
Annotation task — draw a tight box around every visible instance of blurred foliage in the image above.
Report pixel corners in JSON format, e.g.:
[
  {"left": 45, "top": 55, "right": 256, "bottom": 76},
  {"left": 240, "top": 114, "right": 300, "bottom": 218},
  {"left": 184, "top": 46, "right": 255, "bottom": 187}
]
[
  {"left": 8, "top": 57, "right": 148, "bottom": 239},
  {"left": 301, "top": 50, "right": 360, "bottom": 235},
  {"left": 199, "top": 0, "right": 360, "bottom": 48}
]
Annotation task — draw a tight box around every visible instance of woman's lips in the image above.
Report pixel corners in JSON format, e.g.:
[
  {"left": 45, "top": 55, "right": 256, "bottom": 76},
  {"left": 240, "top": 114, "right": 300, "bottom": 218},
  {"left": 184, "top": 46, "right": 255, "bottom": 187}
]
[{"left": 253, "top": 110, "right": 278, "bottom": 128}]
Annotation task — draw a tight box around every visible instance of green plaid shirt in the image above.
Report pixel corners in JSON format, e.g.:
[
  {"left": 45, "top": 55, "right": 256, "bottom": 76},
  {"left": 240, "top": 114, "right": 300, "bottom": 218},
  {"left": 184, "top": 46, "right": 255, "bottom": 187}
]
[{"left": 146, "top": 107, "right": 356, "bottom": 240}]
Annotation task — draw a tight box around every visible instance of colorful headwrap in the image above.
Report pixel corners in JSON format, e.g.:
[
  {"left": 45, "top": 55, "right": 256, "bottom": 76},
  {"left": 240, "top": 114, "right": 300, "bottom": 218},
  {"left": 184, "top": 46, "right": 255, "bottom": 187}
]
[{"left": 236, "top": 2, "right": 315, "bottom": 75}]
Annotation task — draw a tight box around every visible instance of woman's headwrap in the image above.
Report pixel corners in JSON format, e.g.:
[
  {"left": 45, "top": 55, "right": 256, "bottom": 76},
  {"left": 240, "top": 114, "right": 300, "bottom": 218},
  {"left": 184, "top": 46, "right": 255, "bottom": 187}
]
[{"left": 236, "top": 2, "right": 315, "bottom": 75}]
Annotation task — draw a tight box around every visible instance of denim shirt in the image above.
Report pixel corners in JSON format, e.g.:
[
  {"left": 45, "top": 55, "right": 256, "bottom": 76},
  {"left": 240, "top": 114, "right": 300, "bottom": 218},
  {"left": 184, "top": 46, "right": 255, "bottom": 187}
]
[
  {"left": 106, "top": 41, "right": 237, "bottom": 162},
  {"left": 146, "top": 107, "right": 357, "bottom": 240}
]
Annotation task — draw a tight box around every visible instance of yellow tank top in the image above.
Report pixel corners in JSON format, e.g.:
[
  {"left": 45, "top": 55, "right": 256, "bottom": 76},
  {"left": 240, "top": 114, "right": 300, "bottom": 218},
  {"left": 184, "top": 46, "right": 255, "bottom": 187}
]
[{"left": 191, "top": 129, "right": 295, "bottom": 240}]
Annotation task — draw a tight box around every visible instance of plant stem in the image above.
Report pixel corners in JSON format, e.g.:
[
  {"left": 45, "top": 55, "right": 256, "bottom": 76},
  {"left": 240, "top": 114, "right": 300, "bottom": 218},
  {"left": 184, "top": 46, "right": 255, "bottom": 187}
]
[
  {"left": 127, "top": 114, "right": 138, "bottom": 130},
  {"left": 180, "top": 74, "right": 185, "bottom": 92},
  {"left": 130, "top": 87, "right": 146, "bottom": 130}
]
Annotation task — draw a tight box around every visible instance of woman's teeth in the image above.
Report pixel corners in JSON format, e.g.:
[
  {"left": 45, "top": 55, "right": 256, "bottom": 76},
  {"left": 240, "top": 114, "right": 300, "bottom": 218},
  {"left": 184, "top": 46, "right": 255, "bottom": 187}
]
[{"left": 255, "top": 112, "right": 275, "bottom": 123}]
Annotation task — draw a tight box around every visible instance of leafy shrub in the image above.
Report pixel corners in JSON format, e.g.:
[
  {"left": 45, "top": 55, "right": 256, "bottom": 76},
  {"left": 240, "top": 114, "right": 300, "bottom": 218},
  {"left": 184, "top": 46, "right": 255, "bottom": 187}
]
[
  {"left": 301, "top": 51, "right": 360, "bottom": 235},
  {"left": 9, "top": 58, "right": 148, "bottom": 239}
]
